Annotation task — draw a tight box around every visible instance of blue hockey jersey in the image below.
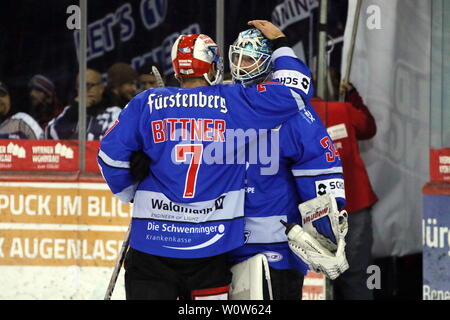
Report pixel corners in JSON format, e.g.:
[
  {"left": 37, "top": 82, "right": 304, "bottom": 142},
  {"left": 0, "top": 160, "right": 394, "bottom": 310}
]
[
  {"left": 228, "top": 47, "right": 346, "bottom": 274},
  {"left": 98, "top": 50, "right": 311, "bottom": 259}
]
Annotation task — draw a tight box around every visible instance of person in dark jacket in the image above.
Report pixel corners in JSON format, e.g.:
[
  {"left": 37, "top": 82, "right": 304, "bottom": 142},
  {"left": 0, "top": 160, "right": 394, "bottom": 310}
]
[
  {"left": 0, "top": 82, "right": 12, "bottom": 124},
  {"left": 0, "top": 81, "right": 44, "bottom": 139},
  {"left": 45, "top": 69, "right": 121, "bottom": 141},
  {"left": 27, "top": 74, "right": 63, "bottom": 130},
  {"left": 104, "top": 62, "right": 138, "bottom": 109}
]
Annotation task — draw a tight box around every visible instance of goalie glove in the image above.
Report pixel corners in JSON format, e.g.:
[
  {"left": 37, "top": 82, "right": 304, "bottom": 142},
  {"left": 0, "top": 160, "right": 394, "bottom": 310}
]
[
  {"left": 281, "top": 220, "right": 349, "bottom": 280},
  {"left": 280, "top": 194, "right": 350, "bottom": 280}
]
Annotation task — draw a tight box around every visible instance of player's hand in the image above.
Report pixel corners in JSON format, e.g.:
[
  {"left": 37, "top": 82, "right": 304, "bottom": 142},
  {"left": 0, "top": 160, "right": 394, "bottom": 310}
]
[
  {"left": 247, "top": 20, "right": 285, "bottom": 40},
  {"left": 130, "top": 150, "right": 150, "bottom": 182}
]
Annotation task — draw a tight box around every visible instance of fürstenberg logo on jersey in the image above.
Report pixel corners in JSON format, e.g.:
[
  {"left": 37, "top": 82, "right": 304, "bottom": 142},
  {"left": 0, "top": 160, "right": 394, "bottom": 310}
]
[{"left": 148, "top": 92, "right": 228, "bottom": 114}]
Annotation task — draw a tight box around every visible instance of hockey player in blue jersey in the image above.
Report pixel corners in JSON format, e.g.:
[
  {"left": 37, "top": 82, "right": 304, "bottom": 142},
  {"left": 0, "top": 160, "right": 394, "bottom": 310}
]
[
  {"left": 227, "top": 20, "right": 349, "bottom": 300},
  {"left": 98, "top": 29, "right": 316, "bottom": 300}
]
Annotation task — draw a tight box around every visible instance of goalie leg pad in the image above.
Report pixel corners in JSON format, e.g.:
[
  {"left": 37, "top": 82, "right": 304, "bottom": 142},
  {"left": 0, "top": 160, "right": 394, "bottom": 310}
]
[{"left": 229, "top": 254, "right": 273, "bottom": 300}]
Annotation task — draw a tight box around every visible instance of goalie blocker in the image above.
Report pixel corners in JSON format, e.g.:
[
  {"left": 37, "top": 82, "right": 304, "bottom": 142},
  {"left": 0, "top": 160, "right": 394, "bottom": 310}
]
[{"left": 282, "top": 194, "right": 349, "bottom": 280}]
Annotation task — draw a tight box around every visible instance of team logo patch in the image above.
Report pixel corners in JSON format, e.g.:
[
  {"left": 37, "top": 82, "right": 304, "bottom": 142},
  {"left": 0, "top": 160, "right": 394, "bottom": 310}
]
[
  {"left": 302, "top": 109, "right": 315, "bottom": 123},
  {"left": 214, "top": 196, "right": 226, "bottom": 210},
  {"left": 317, "top": 183, "right": 327, "bottom": 196},
  {"left": 262, "top": 251, "right": 283, "bottom": 263},
  {"left": 314, "top": 178, "right": 345, "bottom": 199}
]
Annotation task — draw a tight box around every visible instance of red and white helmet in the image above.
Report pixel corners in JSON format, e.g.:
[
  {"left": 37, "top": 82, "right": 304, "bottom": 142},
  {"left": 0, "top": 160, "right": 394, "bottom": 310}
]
[{"left": 171, "top": 34, "right": 223, "bottom": 85}]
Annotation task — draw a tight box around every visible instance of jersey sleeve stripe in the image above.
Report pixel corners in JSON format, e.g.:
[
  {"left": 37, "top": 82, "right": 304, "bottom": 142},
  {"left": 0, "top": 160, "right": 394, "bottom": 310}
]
[
  {"left": 289, "top": 89, "right": 306, "bottom": 110},
  {"left": 291, "top": 167, "right": 343, "bottom": 177},
  {"left": 98, "top": 149, "right": 130, "bottom": 169},
  {"left": 97, "top": 156, "right": 129, "bottom": 171},
  {"left": 293, "top": 172, "right": 344, "bottom": 179},
  {"left": 271, "top": 47, "right": 298, "bottom": 62}
]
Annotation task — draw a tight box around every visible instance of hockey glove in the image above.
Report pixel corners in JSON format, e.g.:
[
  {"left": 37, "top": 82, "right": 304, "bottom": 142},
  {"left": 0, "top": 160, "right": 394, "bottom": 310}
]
[
  {"left": 130, "top": 150, "right": 150, "bottom": 182},
  {"left": 282, "top": 220, "right": 349, "bottom": 280},
  {"left": 280, "top": 194, "right": 349, "bottom": 280}
]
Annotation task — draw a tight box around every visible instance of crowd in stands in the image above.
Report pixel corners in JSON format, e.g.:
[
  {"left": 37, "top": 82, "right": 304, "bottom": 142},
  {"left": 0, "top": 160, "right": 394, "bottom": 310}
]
[{"left": 0, "top": 62, "right": 164, "bottom": 141}]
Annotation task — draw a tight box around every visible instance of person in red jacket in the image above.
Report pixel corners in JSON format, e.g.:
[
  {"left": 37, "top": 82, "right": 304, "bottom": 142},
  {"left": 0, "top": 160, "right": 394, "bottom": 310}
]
[{"left": 311, "top": 81, "right": 378, "bottom": 300}]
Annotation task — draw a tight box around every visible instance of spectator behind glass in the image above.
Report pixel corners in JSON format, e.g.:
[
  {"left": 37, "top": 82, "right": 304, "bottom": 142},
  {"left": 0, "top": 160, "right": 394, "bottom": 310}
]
[
  {"left": 0, "top": 81, "right": 44, "bottom": 139},
  {"left": 45, "top": 69, "right": 121, "bottom": 141},
  {"left": 104, "top": 62, "right": 138, "bottom": 108},
  {"left": 27, "top": 74, "right": 63, "bottom": 130},
  {"left": 137, "top": 63, "right": 164, "bottom": 92},
  {"left": 0, "top": 82, "right": 12, "bottom": 124}
]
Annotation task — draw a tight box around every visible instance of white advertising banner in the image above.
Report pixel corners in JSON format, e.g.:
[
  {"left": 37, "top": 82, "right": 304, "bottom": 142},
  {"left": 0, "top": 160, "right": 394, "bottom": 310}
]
[
  {"left": 0, "top": 181, "right": 131, "bottom": 299},
  {"left": 342, "top": 0, "right": 431, "bottom": 257}
]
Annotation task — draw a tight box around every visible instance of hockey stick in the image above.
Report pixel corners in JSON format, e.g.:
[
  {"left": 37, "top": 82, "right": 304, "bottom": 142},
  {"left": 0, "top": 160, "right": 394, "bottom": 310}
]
[
  {"left": 104, "top": 223, "right": 131, "bottom": 300},
  {"left": 152, "top": 66, "right": 165, "bottom": 88},
  {"left": 339, "top": 0, "right": 362, "bottom": 102},
  {"left": 104, "top": 66, "right": 164, "bottom": 300}
]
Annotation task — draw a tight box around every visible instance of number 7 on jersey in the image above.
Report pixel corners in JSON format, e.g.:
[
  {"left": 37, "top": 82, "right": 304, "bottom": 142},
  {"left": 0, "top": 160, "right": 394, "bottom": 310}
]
[{"left": 175, "top": 144, "right": 203, "bottom": 198}]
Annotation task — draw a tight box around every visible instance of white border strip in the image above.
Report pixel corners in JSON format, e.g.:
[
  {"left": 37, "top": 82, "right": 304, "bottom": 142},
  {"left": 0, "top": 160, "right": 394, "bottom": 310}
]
[
  {"left": 0, "top": 182, "right": 109, "bottom": 190},
  {"left": 272, "top": 47, "right": 297, "bottom": 62},
  {"left": 0, "top": 223, "right": 127, "bottom": 232},
  {"left": 98, "top": 150, "right": 130, "bottom": 169}
]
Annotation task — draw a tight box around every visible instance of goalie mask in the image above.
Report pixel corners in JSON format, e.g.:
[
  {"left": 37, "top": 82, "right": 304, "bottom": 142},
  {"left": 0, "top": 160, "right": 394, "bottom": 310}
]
[
  {"left": 171, "top": 34, "right": 223, "bottom": 85},
  {"left": 229, "top": 28, "right": 273, "bottom": 85}
]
